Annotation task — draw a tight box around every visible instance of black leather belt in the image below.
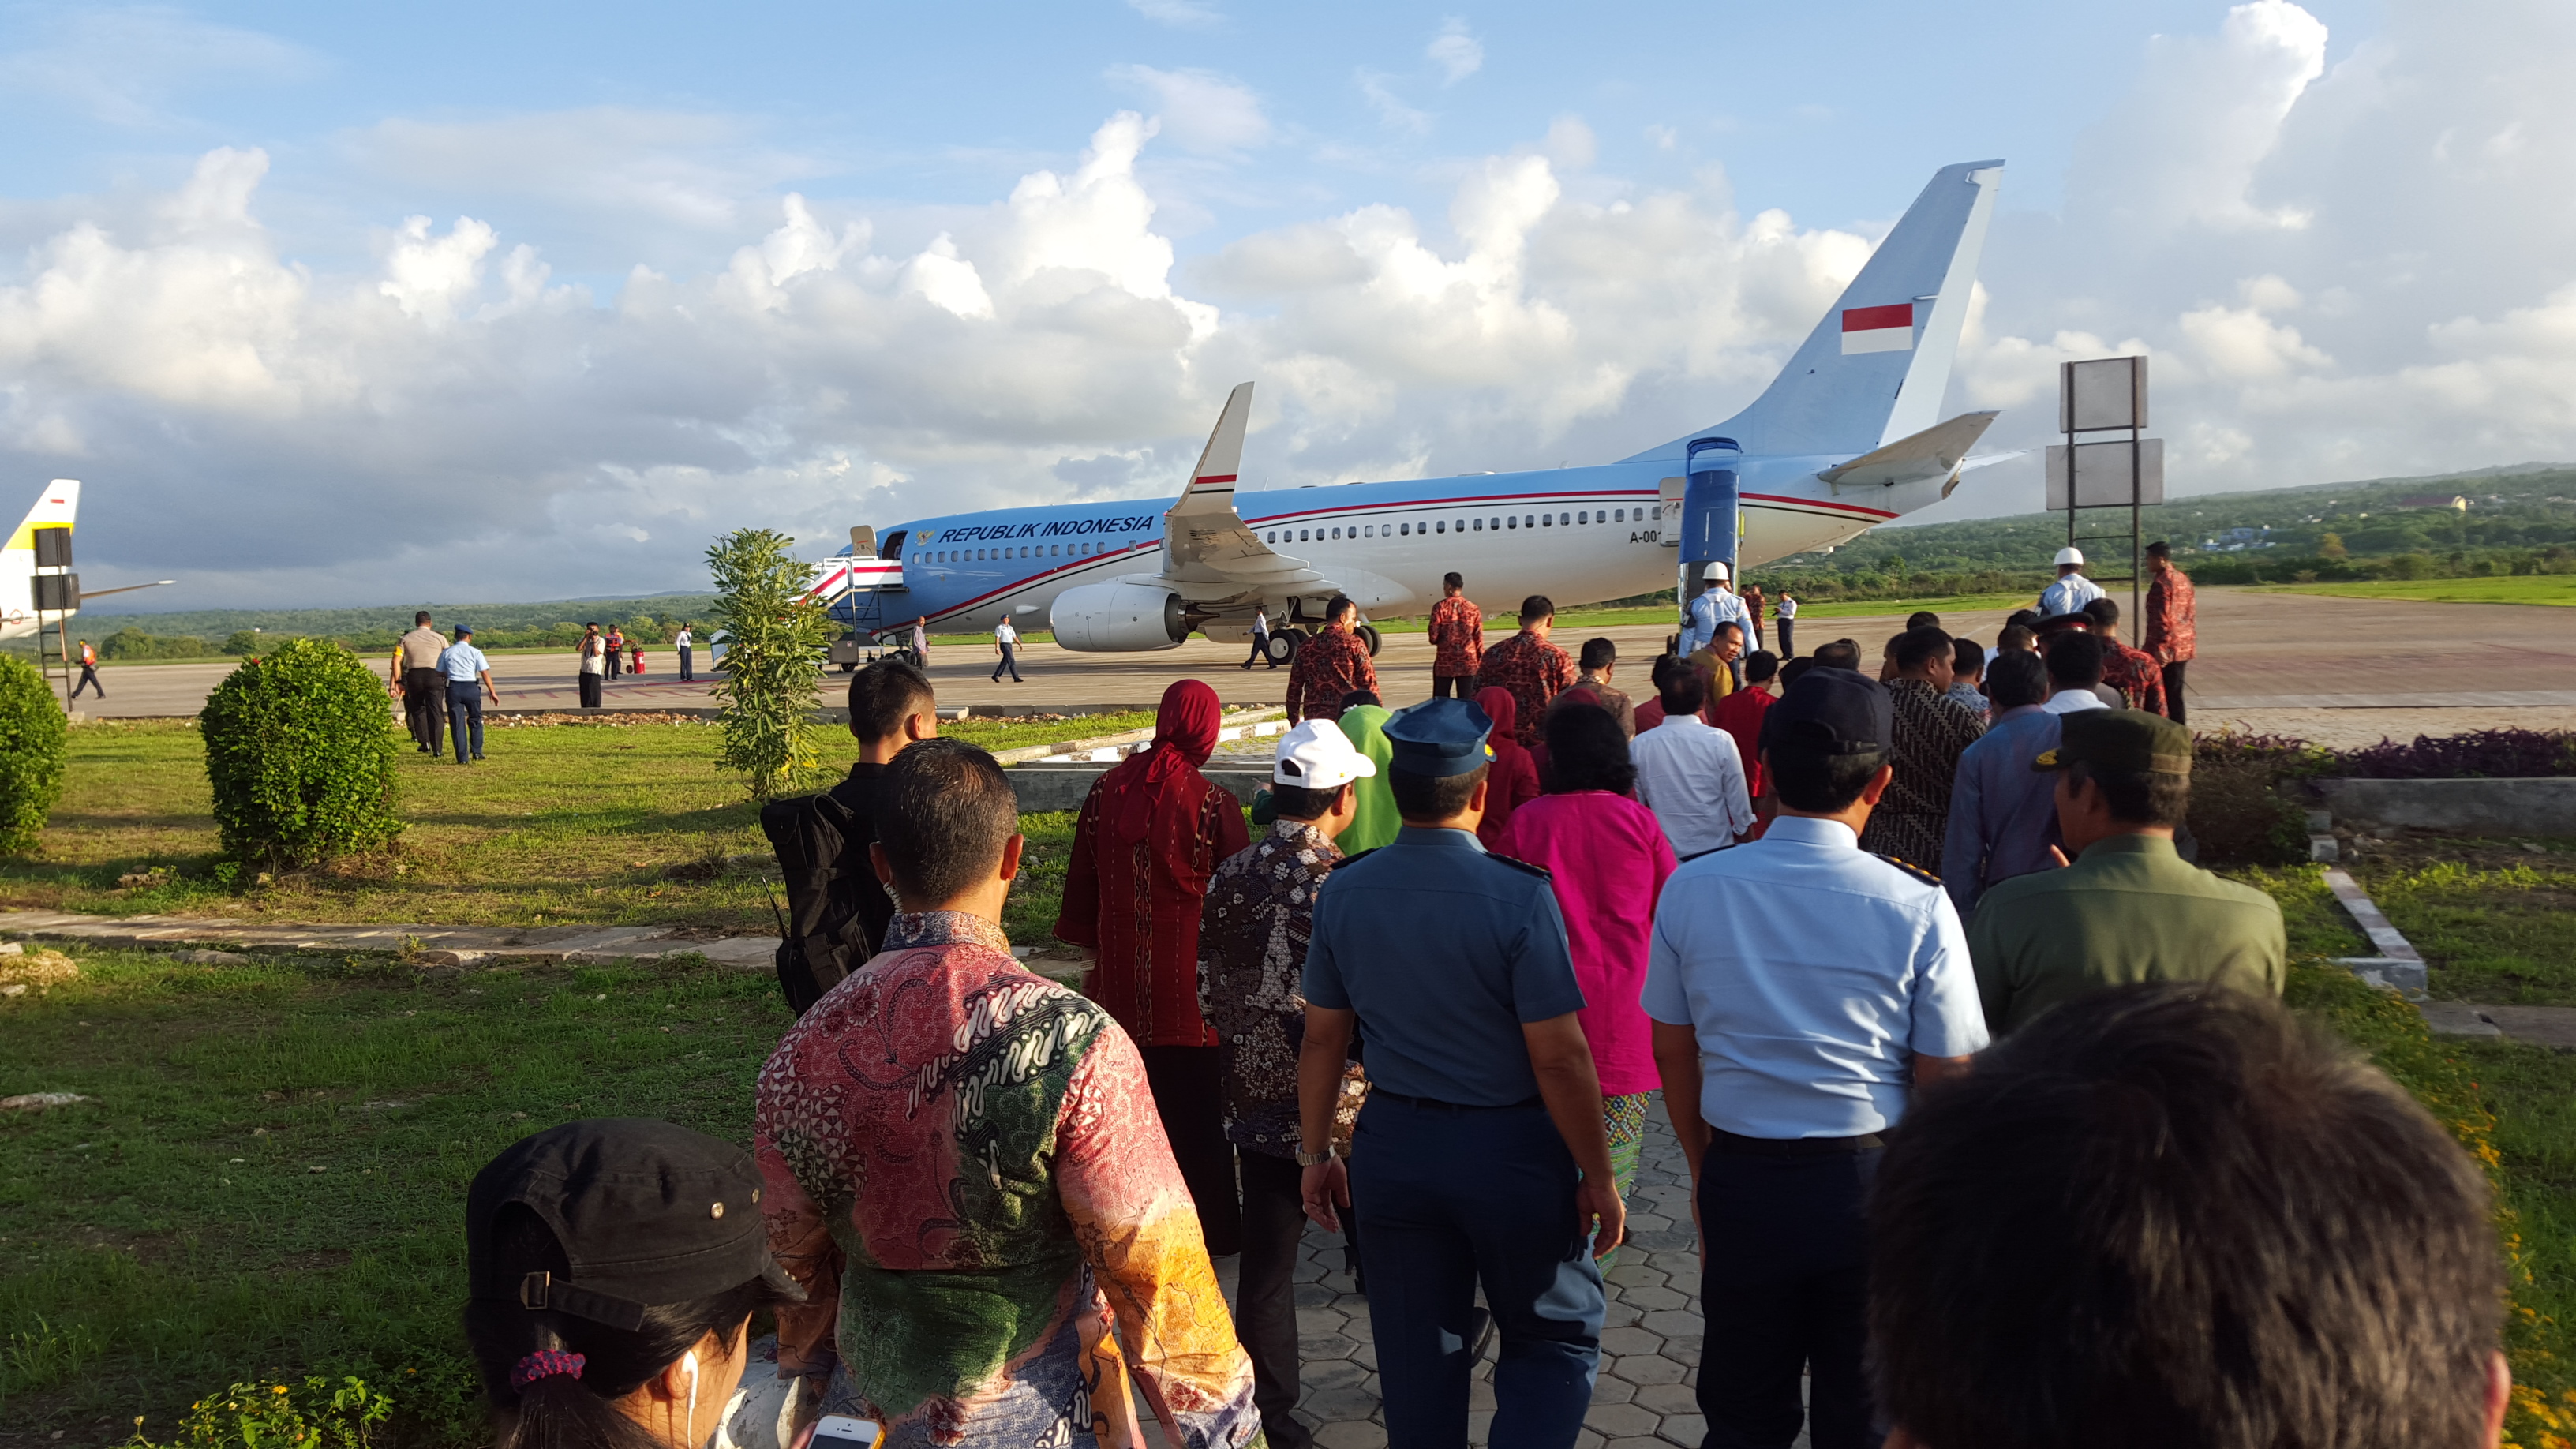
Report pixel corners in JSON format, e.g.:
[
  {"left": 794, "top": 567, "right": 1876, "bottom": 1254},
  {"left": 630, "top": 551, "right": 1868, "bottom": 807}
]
[
  {"left": 1710, "top": 1128, "right": 1885, "bottom": 1156},
  {"left": 1368, "top": 1091, "right": 1543, "bottom": 1114}
]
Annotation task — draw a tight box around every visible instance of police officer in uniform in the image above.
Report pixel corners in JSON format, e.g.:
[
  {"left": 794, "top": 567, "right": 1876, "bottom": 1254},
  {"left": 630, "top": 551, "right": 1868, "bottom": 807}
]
[
  {"left": 1296, "top": 695, "right": 1623, "bottom": 1449},
  {"left": 1642, "top": 668, "right": 1990, "bottom": 1449}
]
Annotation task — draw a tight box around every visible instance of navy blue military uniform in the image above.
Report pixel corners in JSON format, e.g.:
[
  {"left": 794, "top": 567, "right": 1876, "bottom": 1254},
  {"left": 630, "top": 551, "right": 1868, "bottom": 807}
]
[{"left": 1302, "top": 697, "right": 1604, "bottom": 1449}]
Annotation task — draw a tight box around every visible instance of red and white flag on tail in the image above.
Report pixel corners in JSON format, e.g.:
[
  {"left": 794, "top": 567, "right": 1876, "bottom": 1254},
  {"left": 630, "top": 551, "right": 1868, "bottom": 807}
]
[{"left": 1840, "top": 303, "right": 1915, "bottom": 355}]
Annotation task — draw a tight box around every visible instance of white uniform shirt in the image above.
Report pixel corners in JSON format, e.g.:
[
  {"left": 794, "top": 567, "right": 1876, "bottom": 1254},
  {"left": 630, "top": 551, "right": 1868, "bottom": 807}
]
[
  {"left": 1680, "top": 588, "right": 1749, "bottom": 657},
  {"left": 994, "top": 620, "right": 1019, "bottom": 648},
  {"left": 2038, "top": 573, "right": 2107, "bottom": 617},
  {"left": 673, "top": 628, "right": 692, "bottom": 650},
  {"left": 2042, "top": 688, "right": 2110, "bottom": 715},
  {"left": 579, "top": 636, "right": 605, "bottom": 676},
  {"left": 1775, "top": 595, "right": 1798, "bottom": 620},
  {"left": 1629, "top": 714, "right": 1755, "bottom": 858},
  {"left": 1641, "top": 814, "right": 1990, "bottom": 1139}
]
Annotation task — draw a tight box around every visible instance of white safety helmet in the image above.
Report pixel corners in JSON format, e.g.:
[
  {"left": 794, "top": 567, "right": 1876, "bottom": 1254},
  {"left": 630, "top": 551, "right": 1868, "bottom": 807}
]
[
  {"left": 2054, "top": 546, "right": 2086, "bottom": 567},
  {"left": 1272, "top": 720, "right": 1378, "bottom": 791},
  {"left": 1702, "top": 561, "right": 1731, "bottom": 582}
]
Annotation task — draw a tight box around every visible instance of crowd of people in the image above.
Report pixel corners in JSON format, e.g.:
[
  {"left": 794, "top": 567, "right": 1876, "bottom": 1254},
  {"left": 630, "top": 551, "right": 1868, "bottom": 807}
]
[{"left": 447, "top": 545, "right": 2513, "bottom": 1449}]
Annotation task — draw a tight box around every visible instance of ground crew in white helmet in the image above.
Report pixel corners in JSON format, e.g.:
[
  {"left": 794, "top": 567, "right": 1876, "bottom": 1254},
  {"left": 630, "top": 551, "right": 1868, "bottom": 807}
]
[
  {"left": 2039, "top": 546, "right": 2107, "bottom": 618},
  {"left": 1679, "top": 561, "right": 1749, "bottom": 660}
]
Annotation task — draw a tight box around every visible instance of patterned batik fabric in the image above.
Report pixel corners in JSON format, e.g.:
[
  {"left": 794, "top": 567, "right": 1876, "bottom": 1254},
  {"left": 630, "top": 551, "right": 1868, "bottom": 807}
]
[
  {"left": 1428, "top": 596, "right": 1485, "bottom": 677},
  {"left": 755, "top": 910, "right": 1265, "bottom": 1449},
  {"left": 2101, "top": 641, "right": 2169, "bottom": 716},
  {"left": 1861, "top": 678, "right": 1989, "bottom": 878},
  {"left": 1197, "top": 821, "right": 1342, "bottom": 1159},
  {"left": 1596, "top": 1092, "right": 1653, "bottom": 1273},
  {"left": 1477, "top": 634, "right": 1577, "bottom": 747},
  {"left": 1057, "top": 771, "right": 1249, "bottom": 1047},
  {"left": 2144, "top": 568, "right": 2197, "bottom": 665},
  {"left": 1286, "top": 626, "right": 1378, "bottom": 724}
]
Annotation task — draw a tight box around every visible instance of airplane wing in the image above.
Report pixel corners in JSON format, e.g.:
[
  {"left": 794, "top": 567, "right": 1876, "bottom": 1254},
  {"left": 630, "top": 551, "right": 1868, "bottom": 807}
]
[
  {"left": 1817, "top": 410, "right": 2001, "bottom": 490},
  {"left": 76, "top": 580, "right": 177, "bottom": 599},
  {"left": 1154, "top": 381, "right": 1339, "bottom": 602}
]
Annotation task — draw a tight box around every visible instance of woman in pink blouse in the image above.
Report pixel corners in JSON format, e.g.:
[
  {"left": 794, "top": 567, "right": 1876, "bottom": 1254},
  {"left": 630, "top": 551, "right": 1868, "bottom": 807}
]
[{"left": 1492, "top": 698, "right": 1677, "bottom": 1265}]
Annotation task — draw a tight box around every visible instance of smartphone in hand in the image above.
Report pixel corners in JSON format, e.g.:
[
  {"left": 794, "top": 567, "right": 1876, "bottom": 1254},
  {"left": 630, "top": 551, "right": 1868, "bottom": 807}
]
[{"left": 811, "top": 1416, "right": 882, "bottom": 1449}]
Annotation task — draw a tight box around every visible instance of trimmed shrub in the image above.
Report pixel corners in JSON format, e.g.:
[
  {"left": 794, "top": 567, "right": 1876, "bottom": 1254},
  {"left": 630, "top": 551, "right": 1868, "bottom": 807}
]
[
  {"left": 2189, "top": 730, "right": 2321, "bottom": 868},
  {"left": 0, "top": 654, "right": 67, "bottom": 853},
  {"left": 2333, "top": 728, "right": 2576, "bottom": 780},
  {"left": 706, "top": 527, "right": 837, "bottom": 798},
  {"left": 201, "top": 638, "right": 402, "bottom": 869}
]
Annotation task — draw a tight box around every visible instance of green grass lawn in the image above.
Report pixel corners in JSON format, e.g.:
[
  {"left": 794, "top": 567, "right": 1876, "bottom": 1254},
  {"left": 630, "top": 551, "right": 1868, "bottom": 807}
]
[
  {"left": 0, "top": 718, "right": 1140, "bottom": 931},
  {"left": 2255, "top": 575, "right": 2576, "bottom": 607}
]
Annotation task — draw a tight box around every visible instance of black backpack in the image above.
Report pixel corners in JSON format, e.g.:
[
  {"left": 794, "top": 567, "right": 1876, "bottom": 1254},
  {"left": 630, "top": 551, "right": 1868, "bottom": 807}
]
[{"left": 758, "top": 790, "right": 881, "bottom": 1017}]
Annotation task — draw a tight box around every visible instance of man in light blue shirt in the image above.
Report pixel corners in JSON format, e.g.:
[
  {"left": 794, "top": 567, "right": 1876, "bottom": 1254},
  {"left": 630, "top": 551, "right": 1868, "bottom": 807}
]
[
  {"left": 436, "top": 626, "right": 502, "bottom": 764},
  {"left": 1941, "top": 649, "right": 2063, "bottom": 917},
  {"left": 1677, "top": 562, "right": 1747, "bottom": 658},
  {"left": 1643, "top": 668, "right": 1987, "bottom": 1449},
  {"left": 2038, "top": 545, "right": 2107, "bottom": 618}
]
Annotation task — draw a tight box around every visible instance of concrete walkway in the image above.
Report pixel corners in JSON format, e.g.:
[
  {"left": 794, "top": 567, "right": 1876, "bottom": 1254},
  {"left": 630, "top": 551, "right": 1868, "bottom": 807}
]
[{"left": 0, "top": 909, "right": 783, "bottom": 971}]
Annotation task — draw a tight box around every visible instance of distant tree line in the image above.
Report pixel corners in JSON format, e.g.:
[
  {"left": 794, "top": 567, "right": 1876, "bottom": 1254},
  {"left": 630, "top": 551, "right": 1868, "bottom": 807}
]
[{"left": 89, "top": 612, "right": 705, "bottom": 661}]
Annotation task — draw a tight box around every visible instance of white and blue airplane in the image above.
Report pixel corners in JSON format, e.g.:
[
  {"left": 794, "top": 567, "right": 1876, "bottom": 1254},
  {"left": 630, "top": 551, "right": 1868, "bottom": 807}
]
[{"left": 817, "top": 159, "right": 2008, "bottom": 662}]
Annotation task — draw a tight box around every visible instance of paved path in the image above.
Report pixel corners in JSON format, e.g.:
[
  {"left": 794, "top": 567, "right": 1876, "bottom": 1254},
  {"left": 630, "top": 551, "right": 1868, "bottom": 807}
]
[
  {"left": 0, "top": 909, "right": 784, "bottom": 972},
  {"left": 57, "top": 590, "right": 2576, "bottom": 733},
  {"left": 1241, "top": 1095, "right": 1719, "bottom": 1449}
]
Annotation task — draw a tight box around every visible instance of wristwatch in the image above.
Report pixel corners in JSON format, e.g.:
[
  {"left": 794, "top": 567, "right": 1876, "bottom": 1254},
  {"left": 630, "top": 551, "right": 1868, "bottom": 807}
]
[{"left": 1294, "top": 1148, "right": 1335, "bottom": 1167}]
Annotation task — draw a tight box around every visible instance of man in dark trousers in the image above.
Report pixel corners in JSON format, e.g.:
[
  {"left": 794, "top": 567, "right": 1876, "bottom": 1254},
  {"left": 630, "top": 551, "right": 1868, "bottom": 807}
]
[
  {"left": 1644, "top": 669, "right": 1988, "bottom": 1449},
  {"left": 392, "top": 611, "right": 447, "bottom": 755},
  {"left": 1297, "top": 696, "right": 1623, "bottom": 1449},
  {"left": 2141, "top": 540, "right": 2197, "bottom": 725},
  {"left": 71, "top": 639, "right": 103, "bottom": 700},
  {"left": 577, "top": 623, "right": 606, "bottom": 710}
]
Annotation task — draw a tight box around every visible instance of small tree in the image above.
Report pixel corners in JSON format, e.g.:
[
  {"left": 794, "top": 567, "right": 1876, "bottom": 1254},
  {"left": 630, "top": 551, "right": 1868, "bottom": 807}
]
[
  {"left": 707, "top": 528, "right": 837, "bottom": 798},
  {"left": 0, "top": 655, "right": 67, "bottom": 854},
  {"left": 201, "top": 638, "right": 402, "bottom": 870}
]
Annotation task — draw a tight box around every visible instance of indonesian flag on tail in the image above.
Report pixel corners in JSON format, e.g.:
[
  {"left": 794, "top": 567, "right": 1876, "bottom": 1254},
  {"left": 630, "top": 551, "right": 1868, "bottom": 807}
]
[
  {"left": 1841, "top": 303, "right": 1915, "bottom": 355},
  {"left": 808, "top": 557, "right": 903, "bottom": 595}
]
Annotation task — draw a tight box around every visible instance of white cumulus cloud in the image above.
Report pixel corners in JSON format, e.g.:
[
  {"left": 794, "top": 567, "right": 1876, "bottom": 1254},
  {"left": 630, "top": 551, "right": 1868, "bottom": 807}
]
[
  {"left": 1428, "top": 17, "right": 1485, "bottom": 85},
  {"left": 1105, "top": 65, "right": 1271, "bottom": 155}
]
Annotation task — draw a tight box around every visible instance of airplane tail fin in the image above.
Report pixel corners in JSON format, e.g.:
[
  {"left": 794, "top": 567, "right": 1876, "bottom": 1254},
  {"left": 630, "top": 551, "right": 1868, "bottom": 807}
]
[
  {"left": 1170, "top": 382, "right": 1254, "bottom": 519},
  {"left": 1630, "top": 161, "right": 2003, "bottom": 462},
  {"left": 4, "top": 479, "right": 79, "bottom": 554}
]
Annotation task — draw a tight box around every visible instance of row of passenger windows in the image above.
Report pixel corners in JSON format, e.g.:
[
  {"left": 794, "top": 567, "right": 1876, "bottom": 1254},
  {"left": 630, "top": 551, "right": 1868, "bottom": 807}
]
[
  {"left": 912, "top": 504, "right": 1664, "bottom": 565},
  {"left": 1263, "top": 505, "right": 1659, "bottom": 545},
  {"left": 915, "top": 539, "right": 1125, "bottom": 565}
]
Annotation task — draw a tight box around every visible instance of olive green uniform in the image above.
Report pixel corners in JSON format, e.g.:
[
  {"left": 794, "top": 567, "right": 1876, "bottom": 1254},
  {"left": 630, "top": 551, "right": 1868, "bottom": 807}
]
[{"left": 1968, "top": 834, "right": 2286, "bottom": 1035}]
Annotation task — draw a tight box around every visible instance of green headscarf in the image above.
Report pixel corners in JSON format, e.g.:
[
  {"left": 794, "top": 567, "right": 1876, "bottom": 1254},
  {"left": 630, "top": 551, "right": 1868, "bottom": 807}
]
[{"left": 1335, "top": 704, "right": 1400, "bottom": 852}]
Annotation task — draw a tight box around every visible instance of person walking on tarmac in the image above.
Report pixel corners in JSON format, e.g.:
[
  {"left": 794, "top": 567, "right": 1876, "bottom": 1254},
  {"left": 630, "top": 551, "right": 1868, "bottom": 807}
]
[
  {"left": 70, "top": 638, "right": 103, "bottom": 700},
  {"left": 990, "top": 616, "right": 1024, "bottom": 682},
  {"left": 391, "top": 611, "right": 448, "bottom": 755},
  {"left": 2039, "top": 545, "right": 2107, "bottom": 617},
  {"left": 1242, "top": 605, "right": 1274, "bottom": 670},
  {"left": 438, "top": 626, "right": 503, "bottom": 764},
  {"left": 1297, "top": 695, "right": 1623, "bottom": 1449},
  {"left": 1285, "top": 597, "right": 1377, "bottom": 725}
]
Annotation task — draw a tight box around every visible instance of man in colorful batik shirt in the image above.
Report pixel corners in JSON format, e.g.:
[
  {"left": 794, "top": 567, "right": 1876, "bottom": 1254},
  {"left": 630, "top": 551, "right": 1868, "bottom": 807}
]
[
  {"left": 1426, "top": 572, "right": 1485, "bottom": 699},
  {"left": 1477, "top": 594, "right": 1578, "bottom": 747},
  {"left": 1198, "top": 721, "right": 1374, "bottom": 1449},
  {"left": 1285, "top": 596, "right": 1379, "bottom": 725},
  {"left": 752, "top": 738, "right": 1263, "bottom": 1449},
  {"left": 2141, "top": 541, "right": 2197, "bottom": 726},
  {"left": 2082, "top": 597, "right": 2169, "bottom": 717}
]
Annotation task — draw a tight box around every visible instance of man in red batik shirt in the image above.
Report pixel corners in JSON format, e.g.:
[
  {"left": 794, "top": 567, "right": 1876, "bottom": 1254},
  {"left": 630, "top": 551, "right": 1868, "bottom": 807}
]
[
  {"left": 1476, "top": 594, "right": 1578, "bottom": 747},
  {"left": 2083, "top": 597, "right": 2168, "bottom": 717},
  {"left": 1285, "top": 597, "right": 1378, "bottom": 724},
  {"left": 2141, "top": 541, "right": 2198, "bottom": 726},
  {"left": 1426, "top": 572, "right": 1485, "bottom": 699}
]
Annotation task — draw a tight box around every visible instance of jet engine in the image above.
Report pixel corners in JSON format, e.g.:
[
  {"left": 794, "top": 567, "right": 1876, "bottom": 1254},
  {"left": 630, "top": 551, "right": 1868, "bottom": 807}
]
[{"left": 1049, "top": 582, "right": 1190, "bottom": 652}]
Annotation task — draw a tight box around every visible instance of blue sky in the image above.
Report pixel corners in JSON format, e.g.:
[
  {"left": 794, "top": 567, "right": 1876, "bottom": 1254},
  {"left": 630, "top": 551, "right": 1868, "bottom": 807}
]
[{"left": 6, "top": 0, "right": 2570, "bottom": 605}]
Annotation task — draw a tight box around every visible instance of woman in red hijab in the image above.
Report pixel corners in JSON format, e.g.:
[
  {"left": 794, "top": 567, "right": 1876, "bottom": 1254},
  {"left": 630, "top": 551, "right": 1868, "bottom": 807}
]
[
  {"left": 1054, "top": 677, "right": 1250, "bottom": 1252},
  {"left": 1474, "top": 685, "right": 1542, "bottom": 852}
]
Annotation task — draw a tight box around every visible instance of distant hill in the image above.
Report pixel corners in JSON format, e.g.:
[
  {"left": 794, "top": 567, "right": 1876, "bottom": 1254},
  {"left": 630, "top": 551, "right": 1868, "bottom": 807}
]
[
  {"left": 66, "top": 592, "right": 719, "bottom": 642},
  {"left": 1781, "top": 463, "right": 2576, "bottom": 577}
]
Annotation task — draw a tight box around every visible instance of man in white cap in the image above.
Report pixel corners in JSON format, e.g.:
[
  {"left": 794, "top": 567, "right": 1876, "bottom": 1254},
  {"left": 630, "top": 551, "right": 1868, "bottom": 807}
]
[
  {"left": 1679, "top": 561, "right": 1750, "bottom": 663},
  {"left": 1196, "top": 720, "right": 1374, "bottom": 1449},
  {"left": 2039, "top": 546, "right": 2106, "bottom": 618}
]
